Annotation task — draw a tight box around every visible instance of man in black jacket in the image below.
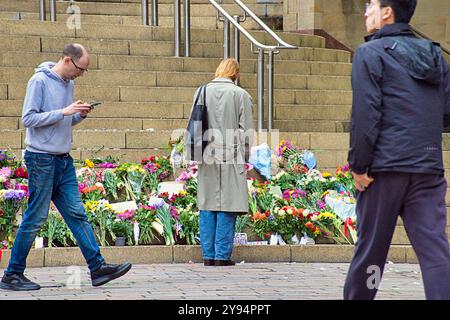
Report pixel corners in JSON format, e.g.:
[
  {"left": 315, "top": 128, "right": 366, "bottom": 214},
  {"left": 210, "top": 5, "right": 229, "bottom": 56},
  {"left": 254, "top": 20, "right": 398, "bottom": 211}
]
[{"left": 344, "top": 0, "right": 450, "bottom": 300}]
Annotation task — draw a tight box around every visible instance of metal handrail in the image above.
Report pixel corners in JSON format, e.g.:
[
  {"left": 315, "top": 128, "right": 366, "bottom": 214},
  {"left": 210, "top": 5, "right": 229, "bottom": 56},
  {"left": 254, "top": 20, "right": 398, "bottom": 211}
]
[
  {"left": 233, "top": 0, "right": 296, "bottom": 50},
  {"left": 411, "top": 25, "right": 450, "bottom": 56},
  {"left": 206, "top": 0, "right": 295, "bottom": 53},
  {"left": 39, "top": 0, "right": 56, "bottom": 22},
  {"left": 197, "top": 0, "right": 297, "bottom": 131}
]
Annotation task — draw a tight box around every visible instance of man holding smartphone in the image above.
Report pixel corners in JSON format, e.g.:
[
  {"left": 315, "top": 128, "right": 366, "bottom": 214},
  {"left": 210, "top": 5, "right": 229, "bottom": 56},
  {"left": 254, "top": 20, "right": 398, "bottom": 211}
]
[{"left": 1, "top": 44, "right": 131, "bottom": 291}]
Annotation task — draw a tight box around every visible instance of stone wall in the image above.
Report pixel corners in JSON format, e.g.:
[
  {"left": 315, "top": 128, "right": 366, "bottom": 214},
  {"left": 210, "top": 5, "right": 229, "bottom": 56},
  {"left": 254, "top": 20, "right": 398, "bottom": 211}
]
[{"left": 284, "top": 0, "right": 450, "bottom": 51}]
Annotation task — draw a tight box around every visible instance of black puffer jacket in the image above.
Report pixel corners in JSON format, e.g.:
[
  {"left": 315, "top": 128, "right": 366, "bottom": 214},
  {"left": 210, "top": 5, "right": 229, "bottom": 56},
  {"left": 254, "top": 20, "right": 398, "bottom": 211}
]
[{"left": 348, "top": 23, "right": 450, "bottom": 175}]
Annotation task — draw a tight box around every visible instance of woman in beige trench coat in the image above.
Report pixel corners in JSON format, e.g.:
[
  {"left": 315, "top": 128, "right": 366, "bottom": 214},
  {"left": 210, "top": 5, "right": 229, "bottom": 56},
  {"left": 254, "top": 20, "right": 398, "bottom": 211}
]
[{"left": 187, "top": 58, "right": 254, "bottom": 266}]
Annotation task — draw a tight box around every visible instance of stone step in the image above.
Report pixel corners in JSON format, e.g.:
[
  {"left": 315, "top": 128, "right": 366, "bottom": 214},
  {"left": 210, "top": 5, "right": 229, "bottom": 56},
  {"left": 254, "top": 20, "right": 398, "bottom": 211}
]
[
  {"left": 1, "top": 116, "right": 349, "bottom": 132},
  {"left": 3, "top": 129, "right": 450, "bottom": 163},
  {"left": 0, "top": 11, "right": 266, "bottom": 30},
  {"left": 0, "top": 20, "right": 330, "bottom": 50},
  {"left": 0, "top": 68, "right": 351, "bottom": 90},
  {"left": 0, "top": 100, "right": 352, "bottom": 121},
  {"left": 0, "top": 37, "right": 336, "bottom": 63},
  {"left": 3, "top": 83, "right": 353, "bottom": 105},
  {"left": 0, "top": 0, "right": 283, "bottom": 18},
  {"left": 0, "top": 51, "right": 351, "bottom": 75},
  {"left": 0, "top": 245, "right": 425, "bottom": 267}
]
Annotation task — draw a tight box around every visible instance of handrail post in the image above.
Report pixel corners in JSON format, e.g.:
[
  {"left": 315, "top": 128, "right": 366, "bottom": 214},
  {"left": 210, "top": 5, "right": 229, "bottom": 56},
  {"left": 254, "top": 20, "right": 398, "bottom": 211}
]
[
  {"left": 266, "top": 51, "right": 274, "bottom": 132},
  {"left": 233, "top": 15, "right": 240, "bottom": 85},
  {"left": 232, "top": 15, "right": 241, "bottom": 62},
  {"left": 152, "top": 0, "right": 158, "bottom": 26},
  {"left": 184, "top": 0, "right": 191, "bottom": 57},
  {"left": 50, "top": 0, "right": 56, "bottom": 22},
  {"left": 174, "top": 0, "right": 181, "bottom": 57},
  {"left": 39, "top": 0, "right": 46, "bottom": 21},
  {"left": 142, "top": 0, "right": 149, "bottom": 26},
  {"left": 223, "top": 18, "right": 230, "bottom": 59},
  {"left": 257, "top": 48, "right": 265, "bottom": 131}
]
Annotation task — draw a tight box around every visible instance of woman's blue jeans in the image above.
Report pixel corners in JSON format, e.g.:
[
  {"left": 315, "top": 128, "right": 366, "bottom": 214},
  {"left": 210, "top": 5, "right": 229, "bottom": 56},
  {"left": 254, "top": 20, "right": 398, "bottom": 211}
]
[
  {"left": 5, "top": 151, "right": 104, "bottom": 275},
  {"left": 199, "top": 211, "right": 237, "bottom": 261}
]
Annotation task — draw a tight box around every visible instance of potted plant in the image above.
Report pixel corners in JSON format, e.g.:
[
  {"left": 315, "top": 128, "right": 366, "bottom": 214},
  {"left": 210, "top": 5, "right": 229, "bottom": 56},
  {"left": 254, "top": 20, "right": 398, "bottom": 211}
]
[{"left": 111, "top": 218, "right": 133, "bottom": 246}]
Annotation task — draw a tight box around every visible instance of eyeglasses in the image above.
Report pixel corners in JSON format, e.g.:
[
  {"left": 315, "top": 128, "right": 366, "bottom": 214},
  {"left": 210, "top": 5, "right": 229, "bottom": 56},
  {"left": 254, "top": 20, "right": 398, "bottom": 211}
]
[{"left": 70, "top": 58, "right": 88, "bottom": 73}]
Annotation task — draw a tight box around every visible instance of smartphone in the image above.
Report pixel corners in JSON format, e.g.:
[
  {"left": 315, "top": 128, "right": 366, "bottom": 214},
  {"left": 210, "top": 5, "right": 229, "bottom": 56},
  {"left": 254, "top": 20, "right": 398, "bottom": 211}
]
[{"left": 89, "top": 101, "right": 102, "bottom": 109}]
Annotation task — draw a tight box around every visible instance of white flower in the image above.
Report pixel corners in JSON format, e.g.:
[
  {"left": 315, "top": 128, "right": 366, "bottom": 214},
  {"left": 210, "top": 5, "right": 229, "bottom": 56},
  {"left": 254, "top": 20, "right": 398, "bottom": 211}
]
[
  {"left": 278, "top": 209, "right": 286, "bottom": 216},
  {"left": 287, "top": 208, "right": 293, "bottom": 215},
  {"left": 311, "top": 215, "right": 318, "bottom": 221}
]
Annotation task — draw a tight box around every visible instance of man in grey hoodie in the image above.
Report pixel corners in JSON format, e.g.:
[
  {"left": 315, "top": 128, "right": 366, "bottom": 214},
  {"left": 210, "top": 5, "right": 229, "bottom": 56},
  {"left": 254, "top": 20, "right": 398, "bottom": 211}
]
[{"left": 1, "top": 44, "right": 132, "bottom": 291}]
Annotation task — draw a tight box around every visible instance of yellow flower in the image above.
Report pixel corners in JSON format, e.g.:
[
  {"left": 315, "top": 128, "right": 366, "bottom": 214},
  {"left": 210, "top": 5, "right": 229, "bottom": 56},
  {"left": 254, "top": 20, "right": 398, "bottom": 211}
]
[
  {"left": 322, "top": 172, "right": 332, "bottom": 178},
  {"left": 0, "top": 189, "right": 6, "bottom": 200},
  {"left": 314, "top": 229, "right": 321, "bottom": 236},
  {"left": 318, "top": 212, "right": 335, "bottom": 220},
  {"left": 84, "top": 159, "right": 95, "bottom": 168}
]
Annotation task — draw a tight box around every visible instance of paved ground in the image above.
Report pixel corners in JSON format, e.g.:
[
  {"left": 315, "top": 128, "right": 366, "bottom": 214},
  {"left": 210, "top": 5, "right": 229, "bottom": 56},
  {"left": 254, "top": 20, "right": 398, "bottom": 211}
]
[{"left": 0, "top": 262, "right": 425, "bottom": 300}]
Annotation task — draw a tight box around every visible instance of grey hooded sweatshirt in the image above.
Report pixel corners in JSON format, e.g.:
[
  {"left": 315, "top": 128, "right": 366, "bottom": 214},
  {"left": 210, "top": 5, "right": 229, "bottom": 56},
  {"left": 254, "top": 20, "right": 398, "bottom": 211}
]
[{"left": 22, "top": 61, "right": 85, "bottom": 154}]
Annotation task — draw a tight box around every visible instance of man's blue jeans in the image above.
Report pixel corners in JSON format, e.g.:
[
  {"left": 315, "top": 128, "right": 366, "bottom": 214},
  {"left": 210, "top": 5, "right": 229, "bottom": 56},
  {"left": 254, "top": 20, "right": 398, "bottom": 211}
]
[
  {"left": 200, "top": 211, "right": 237, "bottom": 261},
  {"left": 6, "top": 151, "right": 104, "bottom": 274}
]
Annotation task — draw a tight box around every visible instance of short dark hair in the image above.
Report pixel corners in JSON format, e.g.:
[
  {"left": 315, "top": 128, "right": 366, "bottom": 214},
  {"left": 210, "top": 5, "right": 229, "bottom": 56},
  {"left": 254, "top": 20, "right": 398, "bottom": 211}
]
[
  {"left": 61, "top": 44, "right": 84, "bottom": 61},
  {"left": 380, "top": 0, "right": 417, "bottom": 23}
]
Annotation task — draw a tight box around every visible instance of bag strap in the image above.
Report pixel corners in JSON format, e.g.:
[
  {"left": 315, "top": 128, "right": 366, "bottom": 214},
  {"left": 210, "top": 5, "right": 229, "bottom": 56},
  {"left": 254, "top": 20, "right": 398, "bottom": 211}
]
[{"left": 193, "top": 85, "right": 205, "bottom": 106}]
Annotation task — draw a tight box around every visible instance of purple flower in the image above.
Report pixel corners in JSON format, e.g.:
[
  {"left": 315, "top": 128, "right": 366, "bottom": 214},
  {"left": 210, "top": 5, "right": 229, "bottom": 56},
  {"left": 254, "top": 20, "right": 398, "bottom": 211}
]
[
  {"left": 169, "top": 206, "right": 179, "bottom": 219},
  {"left": 98, "top": 162, "right": 117, "bottom": 169},
  {"left": 282, "top": 189, "right": 291, "bottom": 200},
  {"left": 0, "top": 153, "right": 5, "bottom": 161},
  {"left": 4, "top": 189, "right": 26, "bottom": 200},
  {"left": 316, "top": 200, "right": 326, "bottom": 210},
  {"left": 144, "top": 162, "right": 157, "bottom": 174},
  {"left": 151, "top": 198, "right": 166, "bottom": 210},
  {"left": 158, "top": 171, "right": 169, "bottom": 181}
]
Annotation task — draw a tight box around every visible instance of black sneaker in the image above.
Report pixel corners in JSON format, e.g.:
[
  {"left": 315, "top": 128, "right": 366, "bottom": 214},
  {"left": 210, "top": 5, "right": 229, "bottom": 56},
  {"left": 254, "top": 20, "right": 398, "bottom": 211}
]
[
  {"left": 214, "top": 260, "right": 236, "bottom": 266},
  {"left": 91, "top": 262, "right": 132, "bottom": 287},
  {"left": 0, "top": 273, "right": 41, "bottom": 291}
]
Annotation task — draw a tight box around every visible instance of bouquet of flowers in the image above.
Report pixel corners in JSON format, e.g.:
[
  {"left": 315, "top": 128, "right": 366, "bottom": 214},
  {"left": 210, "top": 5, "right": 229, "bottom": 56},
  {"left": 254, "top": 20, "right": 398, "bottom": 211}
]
[
  {"left": 84, "top": 200, "right": 115, "bottom": 246},
  {"left": 273, "top": 206, "right": 305, "bottom": 243},
  {"left": 80, "top": 182, "right": 106, "bottom": 202},
  {"left": 154, "top": 201, "right": 176, "bottom": 246},
  {"left": 0, "top": 189, "right": 27, "bottom": 248},
  {"left": 141, "top": 156, "right": 173, "bottom": 182},
  {"left": 116, "top": 164, "right": 148, "bottom": 201},
  {"left": 38, "top": 210, "right": 76, "bottom": 247},
  {"left": 134, "top": 204, "right": 158, "bottom": 245},
  {"left": 177, "top": 206, "right": 199, "bottom": 245},
  {"left": 111, "top": 209, "right": 135, "bottom": 246}
]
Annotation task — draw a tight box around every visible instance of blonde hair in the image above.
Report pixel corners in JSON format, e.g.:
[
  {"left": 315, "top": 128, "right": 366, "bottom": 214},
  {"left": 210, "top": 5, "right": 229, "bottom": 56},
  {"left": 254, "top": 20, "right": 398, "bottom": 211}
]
[{"left": 215, "top": 58, "right": 240, "bottom": 81}]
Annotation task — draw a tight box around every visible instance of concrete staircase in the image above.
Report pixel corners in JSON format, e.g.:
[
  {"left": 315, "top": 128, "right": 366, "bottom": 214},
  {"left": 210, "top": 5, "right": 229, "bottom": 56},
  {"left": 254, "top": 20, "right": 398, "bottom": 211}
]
[{"left": 0, "top": 0, "right": 449, "bottom": 246}]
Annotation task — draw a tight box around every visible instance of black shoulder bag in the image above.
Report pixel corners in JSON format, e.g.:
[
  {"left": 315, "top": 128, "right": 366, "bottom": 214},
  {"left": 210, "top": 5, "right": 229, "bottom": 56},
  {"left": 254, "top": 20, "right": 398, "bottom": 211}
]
[{"left": 186, "top": 85, "right": 208, "bottom": 162}]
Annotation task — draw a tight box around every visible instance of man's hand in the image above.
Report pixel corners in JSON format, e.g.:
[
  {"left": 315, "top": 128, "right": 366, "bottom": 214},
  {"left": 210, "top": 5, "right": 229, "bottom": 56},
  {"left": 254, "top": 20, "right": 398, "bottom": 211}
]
[
  {"left": 352, "top": 172, "right": 374, "bottom": 192},
  {"left": 62, "top": 100, "right": 91, "bottom": 116}
]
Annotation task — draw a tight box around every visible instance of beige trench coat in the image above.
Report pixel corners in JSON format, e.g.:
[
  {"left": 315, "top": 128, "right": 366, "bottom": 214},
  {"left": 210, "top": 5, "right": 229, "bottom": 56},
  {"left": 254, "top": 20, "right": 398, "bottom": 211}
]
[{"left": 186, "top": 77, "right": 254, "bottom": 214}]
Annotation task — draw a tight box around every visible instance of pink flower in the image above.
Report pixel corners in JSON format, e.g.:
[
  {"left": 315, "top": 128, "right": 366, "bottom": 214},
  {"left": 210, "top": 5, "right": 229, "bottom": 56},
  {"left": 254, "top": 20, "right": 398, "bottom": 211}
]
[
  {"left": 245, "top": 163, "right": 254, "bottom": 172},
  {"left": 0, "top": 167, "right": 12, "bottom": 178},
  {"left": 117, "top": 209, "right": 135, "bottom": 220},
  {"left": 176, "top": 171, "right": 190, "bottom": 182},
  {"left": 78, "top": 182, "right": 87, "bottom": 194}
]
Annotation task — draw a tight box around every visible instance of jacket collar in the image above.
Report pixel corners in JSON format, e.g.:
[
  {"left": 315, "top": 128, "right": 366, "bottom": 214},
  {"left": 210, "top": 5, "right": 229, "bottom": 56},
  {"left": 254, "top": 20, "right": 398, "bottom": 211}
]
[
  {"left": 212, "top": 77, "right": 234, "bottom": 83},
  {"left": 364, "top": 23, "right": 414, "bottom": 42}
]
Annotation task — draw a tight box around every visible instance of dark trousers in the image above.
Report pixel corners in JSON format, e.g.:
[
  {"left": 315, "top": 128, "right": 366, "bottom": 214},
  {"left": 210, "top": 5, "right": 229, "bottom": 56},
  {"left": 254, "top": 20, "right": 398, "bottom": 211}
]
[{"left": 344, "top": 172, "right": 450, "bottom": 300}]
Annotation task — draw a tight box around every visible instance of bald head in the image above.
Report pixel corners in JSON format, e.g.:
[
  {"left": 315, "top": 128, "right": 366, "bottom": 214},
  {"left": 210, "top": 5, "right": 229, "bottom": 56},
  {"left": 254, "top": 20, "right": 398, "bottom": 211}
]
[{"left": 61, "top": 43, "right": 87, "bottom": 61}]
